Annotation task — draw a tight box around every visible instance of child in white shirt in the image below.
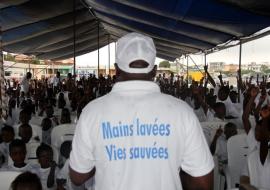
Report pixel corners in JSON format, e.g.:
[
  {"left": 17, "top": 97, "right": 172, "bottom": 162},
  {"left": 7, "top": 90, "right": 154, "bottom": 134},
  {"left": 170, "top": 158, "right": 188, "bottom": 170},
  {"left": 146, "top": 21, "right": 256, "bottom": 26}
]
[
  {"left": 32, "top": 143, "right": 59, "bottom": 190},
  {"left": 1, "top": 139, "right": 34, "bottom": 172},
  {"left": 0, "top": 125, "right": 15, "bottom": 167}
]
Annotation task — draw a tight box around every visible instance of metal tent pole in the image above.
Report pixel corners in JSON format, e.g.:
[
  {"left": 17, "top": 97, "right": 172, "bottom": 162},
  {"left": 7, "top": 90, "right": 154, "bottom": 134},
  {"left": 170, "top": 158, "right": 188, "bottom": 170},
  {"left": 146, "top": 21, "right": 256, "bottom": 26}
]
[
  {"left": 204, "top": 53, "right": 207, "bottom": 98},
  {"left": 238, "top": 41, "right": 242, "bottom": 103},
  {"left": 186, "top": 55, "right": 189, "bottom": 85},
  {"left": 115, "top": 42, "right": 116, "bottom": 63},
  {"left": 73, "top": 0, "right": 76, "bottom": 76},
  {"left": 188, "top": 55, "right": 204, "bottom": 75},
  {"left": 108, "top": 35, "right": 110, "bottom": 76},
  {"left": 97, "top": 21, "right": 100, "bottom": 77}
]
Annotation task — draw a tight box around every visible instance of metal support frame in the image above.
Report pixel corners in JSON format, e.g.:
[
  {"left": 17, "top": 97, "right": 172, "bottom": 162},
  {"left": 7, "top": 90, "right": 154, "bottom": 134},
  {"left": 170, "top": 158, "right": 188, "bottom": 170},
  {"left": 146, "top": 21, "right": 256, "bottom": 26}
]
[
  {"left": 188, "top": 55, "right": 204, "bottom": 75},
  {"left": 238, "top": 41, "right": 242, "bottom": 103},
  {"left": 108, "top": 35, "right": 110, "bottom": 76},
  {"left": 73, "top": 0, "right": 76, "bottom": 76},
  {"left": 115, "top": 42, "right": 117, "bottom": 63},
  {"left": 204, "top": 53, "right": 207, "bottom": 97},
  {"left": 186, "top": 55, "right": 189, "bottom": 85},
  {"left": 97, "top": 21, "right": 100, "bottom": 77}
]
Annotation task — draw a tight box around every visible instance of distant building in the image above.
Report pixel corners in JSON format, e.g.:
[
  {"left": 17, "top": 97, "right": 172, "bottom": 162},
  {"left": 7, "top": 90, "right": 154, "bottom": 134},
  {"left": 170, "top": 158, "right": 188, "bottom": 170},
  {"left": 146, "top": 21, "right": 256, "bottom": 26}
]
[
  {"left": 208, "top": 62, "right": 225, "bottom": 72},
  {"left": 246, "top": 62, "right": 261, "bottom": 72},
  {"left": 223, "top": 64, "right": 239, "bottom": 72}
]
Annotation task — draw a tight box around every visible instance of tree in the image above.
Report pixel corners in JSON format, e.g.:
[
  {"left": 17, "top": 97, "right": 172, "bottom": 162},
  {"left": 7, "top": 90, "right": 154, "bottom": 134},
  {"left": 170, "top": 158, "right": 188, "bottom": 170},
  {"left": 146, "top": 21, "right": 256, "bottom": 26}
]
[
  {"left": 261, "top": 64, "right": 269, "bottom": 73},
  {"left": 159, "top": 60, "right": 170, "bottom": 68},
  {"left": 4, "top": 53, "right": 15, "bottom": 62}
]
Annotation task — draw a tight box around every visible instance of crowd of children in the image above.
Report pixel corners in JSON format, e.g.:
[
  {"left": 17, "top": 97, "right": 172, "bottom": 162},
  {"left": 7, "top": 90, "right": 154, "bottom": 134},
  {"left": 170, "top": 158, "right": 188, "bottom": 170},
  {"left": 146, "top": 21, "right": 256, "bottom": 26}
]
[{"left": 0, "top": 70, "right": 269, "bottom": 190}]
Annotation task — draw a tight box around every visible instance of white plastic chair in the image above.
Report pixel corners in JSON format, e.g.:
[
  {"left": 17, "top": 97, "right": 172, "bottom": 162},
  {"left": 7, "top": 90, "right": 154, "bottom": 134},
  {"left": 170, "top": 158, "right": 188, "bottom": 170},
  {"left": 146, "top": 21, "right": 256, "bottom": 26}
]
[
  {"left": 26, "top": 142, "right": 41, "bottom": 164},
  {"left": 0, "top": 171, "right": 21, "bottom": 189},
  {"left": 200, "top": 121, "right": 227, "bottom": 146},
  {"left": 31, "top": 124, "right": 42, "bottom": 141},
  {"left": 200, "top": 121, "right": 227, "bottom": 129},
  {"left": 225, "top": 134, "right": 249, "bottom": 189},
  {"left": 51, "top": 124, "right": 75, "bottom": 149}
]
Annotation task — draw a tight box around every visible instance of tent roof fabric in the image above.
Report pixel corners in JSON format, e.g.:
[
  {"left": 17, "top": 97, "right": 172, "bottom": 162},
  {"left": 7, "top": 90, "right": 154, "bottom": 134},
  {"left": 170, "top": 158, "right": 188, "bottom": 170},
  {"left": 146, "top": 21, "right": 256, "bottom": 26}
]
[
  {"left": 1, "top": 0, "right": 270, "bottom": 61},
  {"left": 0, "top": 0, "right": 110, "bottom": 61}
]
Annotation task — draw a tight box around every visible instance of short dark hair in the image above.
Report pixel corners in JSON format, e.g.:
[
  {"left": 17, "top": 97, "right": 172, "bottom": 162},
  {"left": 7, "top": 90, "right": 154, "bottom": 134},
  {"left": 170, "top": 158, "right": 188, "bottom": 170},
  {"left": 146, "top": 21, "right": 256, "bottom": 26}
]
[
  {"left": 2, "top": 125, "right": 15, "bottom": 135},
  {"left": 36, "top": 143, "right": 53, "bottom": 158},
  {"left": 11, "top": 172, "right": 42, "bottom": 190},
  {"left": 213, "top": 102, "right": 226, "bottom": 109},
  {"left": 9, "top": 139, "right": 26, "bottom": 153},
  {"left": 224, "top": 122, "right": 237, "bottom": 130},
  {"left": 60, "top": 108, "right": 71, "bottom": 124},
  {"left": 60, "top": 141, "right": 72, "bottom": 159},
  {"left": 41, "top": 117, "right": 52, "bottom": 131}
]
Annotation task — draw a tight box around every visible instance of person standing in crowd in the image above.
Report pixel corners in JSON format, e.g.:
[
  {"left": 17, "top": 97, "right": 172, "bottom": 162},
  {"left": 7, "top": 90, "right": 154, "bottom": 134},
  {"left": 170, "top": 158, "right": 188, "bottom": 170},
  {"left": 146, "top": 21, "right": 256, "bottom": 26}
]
[
  {"left": 20, "top": 72, "right": 32, "bottom": 94},
  {"left": 69, "top": 32, "right": 214, "bottom": 190},
  {"left": 51, "top": 71, "right": 61, "bottom": 94}
]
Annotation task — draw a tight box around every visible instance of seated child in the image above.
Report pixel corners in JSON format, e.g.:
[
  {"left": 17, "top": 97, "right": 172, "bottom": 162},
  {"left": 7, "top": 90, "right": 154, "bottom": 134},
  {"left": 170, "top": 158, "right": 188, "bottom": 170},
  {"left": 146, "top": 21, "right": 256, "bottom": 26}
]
[
  {"left": 57, "top": 141, "right": 95, "bottom": 190},
  {"left": 18, "top": 124, "right": 33, "bottom": 144},
  {"left": 1, "top": 139, "right": 34, "bottom": 172},
  {"left": 57, "top": 141, "right": 85, "bottom": 190},
  {"left": 41, "top": 118, "right": 53, "bottom": 145},
  {"left": 207, "top": 102, "right": 226, "bottom": 122},
  {"left": 210, "top": 122, "right": 238, "bottom": 163},
  {"left": 32, "top": 144, "right": 59, "bottom": 190},
  {"left": 0, "top": 125, "right": 15, "bottom": 167},
  {"left": 11, "top": 171, "right": 42, "bottom": 190},
  {"left": 45, "top": 106, "right": 59, "bottom": 127}
]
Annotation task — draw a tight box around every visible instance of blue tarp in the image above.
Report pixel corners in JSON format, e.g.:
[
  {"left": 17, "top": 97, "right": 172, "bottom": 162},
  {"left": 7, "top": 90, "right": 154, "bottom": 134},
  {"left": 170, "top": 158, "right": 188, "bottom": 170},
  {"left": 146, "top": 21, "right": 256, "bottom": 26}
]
[{"left": 1, "top": 0, "right": 270, "bottom": 61}]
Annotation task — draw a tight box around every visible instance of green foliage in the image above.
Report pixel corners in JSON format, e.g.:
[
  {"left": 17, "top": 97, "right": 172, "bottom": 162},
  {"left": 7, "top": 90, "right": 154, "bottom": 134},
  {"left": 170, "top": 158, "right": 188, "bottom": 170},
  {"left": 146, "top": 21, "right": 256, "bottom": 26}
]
[
  {"left": 159, "top": 60, "right": 170, "bottom": 68},
  {"left": 31, "top": 58, "right": 40, "bottom": 65},
  {"left": 263, "top": 69, "right": 270, "bottom": 74},
  {"left": 241, "top": 70, "right": 255, "bottom": 75},
  {"left": 4, "top": 53, "right": 15, "bottom": 62},
  {"left": 261, "top": 65, "right": 269, "bottom": 73}
]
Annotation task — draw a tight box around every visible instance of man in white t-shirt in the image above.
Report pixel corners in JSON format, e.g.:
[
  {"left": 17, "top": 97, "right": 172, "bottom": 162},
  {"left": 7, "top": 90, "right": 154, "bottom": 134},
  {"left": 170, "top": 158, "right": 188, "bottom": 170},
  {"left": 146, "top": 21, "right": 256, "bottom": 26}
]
[
  {"left": 51, "top": 71, "right": 61, "bottom": 94},
  {"left": 20, "top": 72, "right": 32, "bottom": 94},
  {"left": 69, "top": 32, "right": 214, "bottom": 190}
]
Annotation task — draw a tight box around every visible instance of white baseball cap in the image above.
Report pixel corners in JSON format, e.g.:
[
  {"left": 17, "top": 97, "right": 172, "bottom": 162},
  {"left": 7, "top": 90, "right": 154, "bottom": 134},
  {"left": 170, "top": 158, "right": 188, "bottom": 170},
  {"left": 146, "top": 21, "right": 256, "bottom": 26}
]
[{"left": 115, "top": 32, "right": 156, "bottom": 74}]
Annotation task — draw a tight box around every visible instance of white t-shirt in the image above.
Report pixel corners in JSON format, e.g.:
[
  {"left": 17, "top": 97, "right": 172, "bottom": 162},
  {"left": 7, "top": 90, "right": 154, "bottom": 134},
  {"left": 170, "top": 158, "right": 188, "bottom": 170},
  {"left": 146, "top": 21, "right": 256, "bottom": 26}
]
[
  {"left": 51, "top": 77, "right": 60, "bottom": 87},
  {"left": 0, "top": 142, "right": 10, "bottom": 166},
  {"left": 215, "top": 135, "right": 228, "bottom": 162},
  {"left": 217, "top": 97, "right": 239, "bottom": 118},
  {"left": 32, "top": 166, "right": 59, "bottom": 190},
  {"left": 242, "top": 148, "right": 270, "bottom": 190},
  {"left": 1, "top": 163, "right": 34, "bottom": 172},
  {"left": 70, "top": 81, "right": 214, "bottom": 190},
  {"left": 57, "top": 159, "right": 87, "bottom": 190},
  {"left": 20, "top": 76, "right": 30, "bottom": 93},
  {"left": 194, "top": 107, "right": 207, "bottom": 122}
]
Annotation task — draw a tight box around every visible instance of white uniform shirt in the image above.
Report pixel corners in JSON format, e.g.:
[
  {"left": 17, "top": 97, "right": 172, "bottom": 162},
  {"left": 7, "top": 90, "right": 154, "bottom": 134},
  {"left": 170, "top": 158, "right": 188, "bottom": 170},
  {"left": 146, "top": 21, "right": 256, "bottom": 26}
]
[
  {"left": 215, "top": 135, "right": 228, "bottom": 162},
  {"left": 57, "top": 159, "right": 86, "bottom": 190},
  {"left": 194, "top": 107, "right": 207, "bottom": 122},
  {"left": 20, "top": 76, "right": 30, "bottom": 94},
  {"left": 32, "top": 166, "right": 59, "bottom": 190},
  {"left": 70, "top": 81, "right": 214, "bottom": 190},
  {"left": 51, "top": 77, "right": 60, "bottom": 87},
  {"left": 242, "top": 148, "right": 270, "bottom": 190},
  {"left": 1, "top": 163, "right": 34, "bottom": 172},
  {"left": 0, "top": 142, "right": 10, "bottom": 166}
]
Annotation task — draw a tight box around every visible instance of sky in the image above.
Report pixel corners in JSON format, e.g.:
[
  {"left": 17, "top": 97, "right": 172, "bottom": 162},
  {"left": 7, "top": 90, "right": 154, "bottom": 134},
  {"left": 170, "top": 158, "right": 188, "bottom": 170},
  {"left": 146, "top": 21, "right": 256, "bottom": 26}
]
[{"left": 76, "top": 34, "right": 270, "bottom": 68}]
